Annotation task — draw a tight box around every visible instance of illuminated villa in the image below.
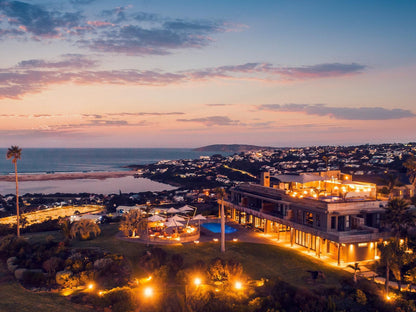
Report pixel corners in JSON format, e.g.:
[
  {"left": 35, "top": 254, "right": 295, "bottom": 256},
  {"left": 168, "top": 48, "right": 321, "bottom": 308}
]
[{"left": 223, "top": 170, "right": 390, "bottom": 265}]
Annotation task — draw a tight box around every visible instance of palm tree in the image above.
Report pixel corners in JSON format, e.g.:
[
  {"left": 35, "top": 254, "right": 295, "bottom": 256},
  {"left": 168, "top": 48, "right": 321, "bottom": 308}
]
[
  {"left": 70, "top": 220, "right": 101, "bottom": 240},
  {"left": 347, "top": 262, "right": 361, "bottom": 284},
  {"left": 380, "top": 173, "right": 400, "bottom": 199},
  {"left": 322, "top": 156, "right": 329, "bottom": 171},
  {"left": 378, "top": 241, "right": 395, "bottom": 296},
  {"left": 404, "top": 156, "right": 416, "bottom": 187},
  {"left": 6, "top": 146, "right": 22, "bottom": 237},
  {"left": 383, "top": 198, "right": 414, "bottom": 240},
  {"left": 215, "top": 187, "right": 226, "bottom": 253}
]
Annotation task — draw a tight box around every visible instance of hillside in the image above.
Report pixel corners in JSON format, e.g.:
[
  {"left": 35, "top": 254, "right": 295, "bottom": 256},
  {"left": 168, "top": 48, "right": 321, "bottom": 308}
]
[{"left": 194, "top": 144, "right": 276, "bottom": 153}]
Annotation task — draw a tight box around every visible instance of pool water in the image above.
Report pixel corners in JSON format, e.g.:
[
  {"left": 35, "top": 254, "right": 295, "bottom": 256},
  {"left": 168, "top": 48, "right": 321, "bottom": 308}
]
[{"left": 201, "top": 222, "right": 237, "bottom": 234}]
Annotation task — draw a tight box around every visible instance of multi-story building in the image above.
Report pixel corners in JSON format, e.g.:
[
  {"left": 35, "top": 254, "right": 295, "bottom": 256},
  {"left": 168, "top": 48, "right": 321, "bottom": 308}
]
[{"left": 223, "top": 170, "right": 390, "bottom": 265}]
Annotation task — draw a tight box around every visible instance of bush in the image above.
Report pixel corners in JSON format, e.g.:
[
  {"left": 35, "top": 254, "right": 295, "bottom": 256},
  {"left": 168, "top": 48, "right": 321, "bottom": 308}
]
[
  {"left": 23, "top": 219, "right": 60, "bottom": 233},
  {"left": 0, "top": 234, "right": 29, "bottom": 258},
  {"left": 0, "top": 223, "right": 14, "bottom": 236},
  {"left": 70, "top": 220, "right": 101, "bottom": 240},
  {"left": 22, "top": 269, "right": 46, "bottom": 287}
]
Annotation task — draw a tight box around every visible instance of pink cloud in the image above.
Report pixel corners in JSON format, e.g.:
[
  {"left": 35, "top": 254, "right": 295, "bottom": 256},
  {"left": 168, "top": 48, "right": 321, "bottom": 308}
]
[
  {"left": 0, "top": 57, "right": 367, "bottom": 99},
  {"left": 87, "top": 20, "right": 114, "bottom": 27}
]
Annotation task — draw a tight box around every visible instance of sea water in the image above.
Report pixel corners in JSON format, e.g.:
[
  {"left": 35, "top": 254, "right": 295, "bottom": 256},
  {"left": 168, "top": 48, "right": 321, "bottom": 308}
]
[
  {"left": 0, "top": 148, "right": 228, "bottom": 175},
  {"left": 0, "top": 148, "right": 228, "bottom": 195}
]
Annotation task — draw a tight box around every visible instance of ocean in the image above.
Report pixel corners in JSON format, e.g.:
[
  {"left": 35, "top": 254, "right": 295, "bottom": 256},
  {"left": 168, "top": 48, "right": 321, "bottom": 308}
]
[
  {"left": 0, "top": 148, "right": 228, "bottom": 175},
  {"left": 0, "top": 148, "right": 228, "bottom": 195}
]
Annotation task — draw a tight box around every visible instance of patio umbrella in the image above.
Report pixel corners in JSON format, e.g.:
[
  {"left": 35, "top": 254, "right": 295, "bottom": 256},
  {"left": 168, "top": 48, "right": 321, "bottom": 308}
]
[
  {"left": 167, "top": 207, "right": 180, "bottom": 214},
  {"left": 165, "top": 219, "right": 185, "bottom": 228},
  {"left": 179, "top": 205, "right": 194, "bottom": 212},
  {"left": 192, "top": 214, "right": 207, "bottom": 221},
  {"left": 192, "top": 214, "right": 207, "bottom": 229},
  {"left": 169, "top": 215, "right": 186, "bottom": 222},
  {"left": 148, "top": 215, "right": 165, "bottom": 222}
]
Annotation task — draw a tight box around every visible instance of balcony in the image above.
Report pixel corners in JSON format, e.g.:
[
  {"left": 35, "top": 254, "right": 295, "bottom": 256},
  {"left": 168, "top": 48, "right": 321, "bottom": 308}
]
[{"left": 224, "top": 200, "right": 390, "bottom": 244}]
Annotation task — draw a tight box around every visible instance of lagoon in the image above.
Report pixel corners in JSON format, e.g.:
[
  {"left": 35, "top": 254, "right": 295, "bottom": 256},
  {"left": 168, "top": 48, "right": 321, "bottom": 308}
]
[{"left": 0, "top": 176, "right": 175, "bottom": 195}]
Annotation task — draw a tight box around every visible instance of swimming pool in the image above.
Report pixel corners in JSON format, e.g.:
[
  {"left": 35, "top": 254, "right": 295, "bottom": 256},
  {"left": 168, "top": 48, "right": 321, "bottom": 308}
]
[{"left": 201, "top": 222, "right": 237, "bottom": 234}]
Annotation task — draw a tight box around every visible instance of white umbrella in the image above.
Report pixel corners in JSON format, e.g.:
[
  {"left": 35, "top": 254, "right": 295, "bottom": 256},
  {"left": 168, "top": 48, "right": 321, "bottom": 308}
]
[
  {"left": 179, "top": 205, "right": 194, "bottom": 212},
  {"left": 169, "top": 215, "right": 186, "bottom": 222},
  {"left": 192, "top": 214, "right": 206, "bottom": 221},
  {"left": 192, "top": 214, "right": 206, "bottom": 230},
  {"left": 148, "top": 215, "right": 165, "bottom": 222},
  {"left": 165, "top": 219, "right": 185, "bottom": 228},
  {"left": 167, "top": 207, "right": 180, "bottom": 214}
]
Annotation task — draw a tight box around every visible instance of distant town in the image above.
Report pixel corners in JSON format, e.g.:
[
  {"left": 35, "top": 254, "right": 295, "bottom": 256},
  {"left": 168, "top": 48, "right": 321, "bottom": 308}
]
[{"left": 1, "top": 142, "right": 415, "bottom": 220}]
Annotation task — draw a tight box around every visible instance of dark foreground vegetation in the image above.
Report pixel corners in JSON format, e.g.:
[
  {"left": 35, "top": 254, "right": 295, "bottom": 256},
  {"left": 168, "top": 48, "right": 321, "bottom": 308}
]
[{"left": 0, "top": 222, "right": 414, "bottom": 312}]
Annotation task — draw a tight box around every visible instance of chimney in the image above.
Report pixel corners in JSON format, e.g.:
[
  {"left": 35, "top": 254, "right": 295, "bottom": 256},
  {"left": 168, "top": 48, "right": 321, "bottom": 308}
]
[{"left": 260, "top": 171, "right": 270, "bottom": 187}]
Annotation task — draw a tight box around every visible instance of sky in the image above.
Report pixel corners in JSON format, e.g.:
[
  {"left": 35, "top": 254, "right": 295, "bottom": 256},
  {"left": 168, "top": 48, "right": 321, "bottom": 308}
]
[{"left": 0, "top": 0, "right": 415, "bottom": 148}]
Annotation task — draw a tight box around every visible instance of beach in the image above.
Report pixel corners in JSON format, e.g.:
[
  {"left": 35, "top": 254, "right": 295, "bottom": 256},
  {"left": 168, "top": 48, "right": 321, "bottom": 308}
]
[{"left": 0, "top": 170, "right": 136, "bottom": 182}]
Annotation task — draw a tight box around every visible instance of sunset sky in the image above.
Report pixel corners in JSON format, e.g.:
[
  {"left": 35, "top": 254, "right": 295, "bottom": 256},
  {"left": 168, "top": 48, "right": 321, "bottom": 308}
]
[{"left": 0, "top": 0, "right": 415, "bottom": 148}]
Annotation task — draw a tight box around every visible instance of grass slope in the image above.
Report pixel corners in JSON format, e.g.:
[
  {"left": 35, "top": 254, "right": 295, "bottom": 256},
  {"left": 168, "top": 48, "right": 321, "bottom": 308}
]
[
  {"left": 72, "top": 223, "right": 348, "bottom": 288},
  {"left": 0, "top": 223, "right": 349, "bottom": 311}
]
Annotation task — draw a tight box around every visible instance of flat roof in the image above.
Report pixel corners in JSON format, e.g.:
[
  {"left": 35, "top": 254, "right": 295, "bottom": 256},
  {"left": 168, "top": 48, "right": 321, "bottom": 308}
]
[{"left": 273, "top": 174, "right": 325, "bottom": 184}]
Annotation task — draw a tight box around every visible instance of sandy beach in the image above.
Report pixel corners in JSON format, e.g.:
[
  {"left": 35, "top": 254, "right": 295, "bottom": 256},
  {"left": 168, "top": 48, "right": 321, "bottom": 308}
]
[{"left": 0, "top": 170, "right": 137, "bottom": 182}]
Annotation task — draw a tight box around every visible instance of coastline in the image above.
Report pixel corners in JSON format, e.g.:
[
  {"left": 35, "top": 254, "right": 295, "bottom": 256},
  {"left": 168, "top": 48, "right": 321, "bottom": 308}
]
[{"left": 0, "top": 170, "right": 137, "bottom": 182}]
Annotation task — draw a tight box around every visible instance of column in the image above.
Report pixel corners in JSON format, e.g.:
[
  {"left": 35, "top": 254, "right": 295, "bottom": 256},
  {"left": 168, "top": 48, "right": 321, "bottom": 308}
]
[
  {"left": 290, "top": 228, "right": 294, "bottom": 247},
  {"left": 276, "top": 223, "right": 280, "bottom": 241},
  {"left": 337, "top": 243, "right": 341, "bottom": 266},
  {"left": 316, "top": 237, "right": 321, "bottom": 258}
]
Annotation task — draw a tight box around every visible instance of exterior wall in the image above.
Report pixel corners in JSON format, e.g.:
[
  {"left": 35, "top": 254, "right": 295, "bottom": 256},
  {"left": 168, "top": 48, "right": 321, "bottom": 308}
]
[
  {"left": 225, "top": 183, "right": 390, "bottom": 263},
  {"left": 343, "top": 242, "right": 377, "bottom": 263}
]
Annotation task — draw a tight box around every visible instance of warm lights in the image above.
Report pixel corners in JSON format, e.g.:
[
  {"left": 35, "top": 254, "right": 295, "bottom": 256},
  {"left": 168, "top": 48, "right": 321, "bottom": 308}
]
[
  {"left": 144, "top": 287, "right": 153, "bottom": 297},
  {"left": 88, "top": 283, "right": 94, "bottom": 290},
  {"left": 194, "top": 277, "right": 201, "bottom": 286},
  {"left": 234, "top": 281, "right": 242, "bottom": 290}
]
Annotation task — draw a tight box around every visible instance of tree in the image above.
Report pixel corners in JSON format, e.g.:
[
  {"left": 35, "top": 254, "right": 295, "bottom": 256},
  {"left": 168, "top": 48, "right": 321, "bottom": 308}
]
[
  {"left": 379, "top": 239, "right": 413, "bottom": 292},
  {"left": 404, "top": 156, "right": 416, "bottom": 187},
  {"left": 322, "top": 156, "right": 329, "bottom": 171},
  {"left": 6, "top": 146, "right": 22, "bottom": 237},
  {"left": 119, "top": 209, "right": 142, "bottom": 237},
  {"left": 215, "top": 187, "right": 226, "bottom": 253},
  {"left": 378, "top": 240, "right": 395, "bottom": 296},
  {"left": 59, "top": 218, "right": 72, "bottom": 241},
  {"left": 347, "top": 262, "right": 361, "bottom": 284},
  {"left": 383, "top": 198, "right": 414, "bottom": 240},
  {"left": 70, "top": 220, "right": 101, "bottom": 240},
  {"left": 380, "top": 173, "right": 401, "bottom": 199}
]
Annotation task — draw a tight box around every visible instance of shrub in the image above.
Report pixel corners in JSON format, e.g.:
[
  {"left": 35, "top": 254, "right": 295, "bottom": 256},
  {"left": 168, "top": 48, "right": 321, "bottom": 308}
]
[
  {"left": 22, "top": 270, "right": 46, "bottom": 287},
  {"left": 42, "top": 257, "right": 62, "bottom": 277},
  {"left": 0, "top": 234, "right": 29, "bottom": 258},
  {"left": 70, "top": 220, "right": 101, "bottom": 240},
  {"left": 355, "top": 289, "right": 367, "bottom": 305}
]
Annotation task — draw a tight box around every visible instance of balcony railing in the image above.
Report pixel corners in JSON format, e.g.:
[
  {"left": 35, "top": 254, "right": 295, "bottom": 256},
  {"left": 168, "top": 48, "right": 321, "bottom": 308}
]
[{"left": 223, "top": 200, "right": 390, "bottom": 244}]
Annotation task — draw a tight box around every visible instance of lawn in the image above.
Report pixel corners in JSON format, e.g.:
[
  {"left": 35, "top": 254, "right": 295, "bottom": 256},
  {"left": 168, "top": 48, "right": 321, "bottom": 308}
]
[
  {"left": 0, "top": 223, "right": 350, "bottom": 311},
  {"left": 72, "top": 223, "right": 349, "bottom": 289},
  {"left": 0, "top": 280, "right": 93, "bottom": 312}
]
